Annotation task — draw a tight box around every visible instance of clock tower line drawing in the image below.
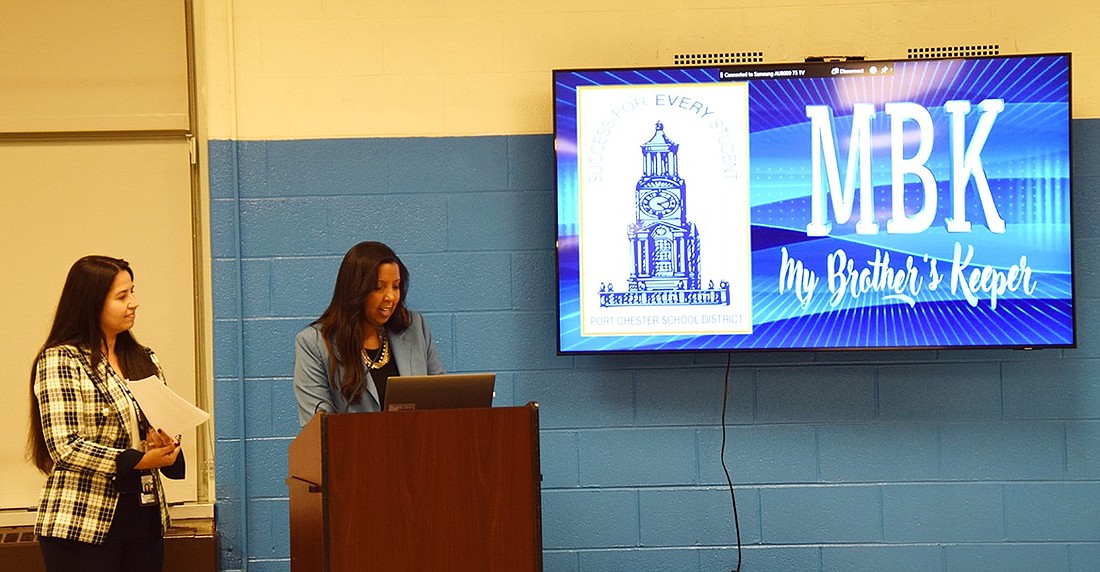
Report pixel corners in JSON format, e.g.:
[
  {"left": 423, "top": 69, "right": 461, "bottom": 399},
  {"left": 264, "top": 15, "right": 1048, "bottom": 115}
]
[{"left": 599, "top": 121, "right": 730, "bottom": 308}]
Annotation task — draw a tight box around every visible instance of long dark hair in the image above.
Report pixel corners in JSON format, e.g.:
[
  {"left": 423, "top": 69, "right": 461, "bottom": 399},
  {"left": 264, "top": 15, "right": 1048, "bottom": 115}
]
[
  {"left": 27, "top": 256, "right": 158, "bottom": 474},
  {"left": 314, "top": 242, "right": 411, "bottom": 404}
]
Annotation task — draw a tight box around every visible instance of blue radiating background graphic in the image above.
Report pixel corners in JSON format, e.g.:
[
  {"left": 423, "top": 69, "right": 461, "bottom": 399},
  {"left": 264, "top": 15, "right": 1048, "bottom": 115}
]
[{"left": 555, "top": 55, "right": 1072, "bottom": 352}]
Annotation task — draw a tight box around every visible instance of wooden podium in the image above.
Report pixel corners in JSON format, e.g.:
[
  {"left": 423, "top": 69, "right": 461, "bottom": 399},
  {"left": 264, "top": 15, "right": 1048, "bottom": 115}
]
[{"left": 287, "top": 404, "right": 543, "bottom": 571}]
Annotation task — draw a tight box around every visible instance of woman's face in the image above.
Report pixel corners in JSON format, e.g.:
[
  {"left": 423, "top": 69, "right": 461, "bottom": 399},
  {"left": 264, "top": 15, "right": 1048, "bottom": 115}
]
[
  {"left": 101, "top": 270, "right": 138, "bottom": 339},
  {"left": 364, "top": 262, "right": 401, "bottom": 328}
]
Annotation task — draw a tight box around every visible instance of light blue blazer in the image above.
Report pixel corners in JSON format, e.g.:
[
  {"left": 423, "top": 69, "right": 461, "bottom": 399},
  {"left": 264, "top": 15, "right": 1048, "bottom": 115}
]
[{"left": 294, "top": 310, "right": 446, "bottom": 426}]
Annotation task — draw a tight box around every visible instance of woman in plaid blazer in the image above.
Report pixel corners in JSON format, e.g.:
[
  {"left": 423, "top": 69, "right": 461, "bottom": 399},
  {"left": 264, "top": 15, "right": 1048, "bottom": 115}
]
[{"left": 27, "top": 256, "right": 186, "bottom": 572}]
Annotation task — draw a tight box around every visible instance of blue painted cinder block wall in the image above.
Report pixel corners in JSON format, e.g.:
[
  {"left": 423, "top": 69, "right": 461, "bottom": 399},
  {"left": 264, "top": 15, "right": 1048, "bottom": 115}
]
[{"left": 209, "top": 120, "right": 1100, "bottom": 572}]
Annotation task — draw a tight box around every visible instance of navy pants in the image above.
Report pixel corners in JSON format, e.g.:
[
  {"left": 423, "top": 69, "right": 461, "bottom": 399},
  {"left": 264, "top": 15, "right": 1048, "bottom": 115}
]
[{"left": 39, "top": 493, "right": 164, "bottom": 572}]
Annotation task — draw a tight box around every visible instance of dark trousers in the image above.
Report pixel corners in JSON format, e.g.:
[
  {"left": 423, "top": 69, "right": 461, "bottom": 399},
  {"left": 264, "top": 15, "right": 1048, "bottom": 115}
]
[{"left": 39, "top": 493, "right": 164, "bottom": 572}]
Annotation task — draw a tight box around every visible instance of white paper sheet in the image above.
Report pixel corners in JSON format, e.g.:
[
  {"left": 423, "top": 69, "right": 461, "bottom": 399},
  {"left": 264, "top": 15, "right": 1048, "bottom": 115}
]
[{"left": 127, "top": 376, "right": 210, "bottom": 438}]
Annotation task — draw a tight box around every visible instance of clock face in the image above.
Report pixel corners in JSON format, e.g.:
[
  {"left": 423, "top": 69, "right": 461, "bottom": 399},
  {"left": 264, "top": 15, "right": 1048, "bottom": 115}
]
[{"left": 640, "top": 189, "right": 680, "bottom": 218}]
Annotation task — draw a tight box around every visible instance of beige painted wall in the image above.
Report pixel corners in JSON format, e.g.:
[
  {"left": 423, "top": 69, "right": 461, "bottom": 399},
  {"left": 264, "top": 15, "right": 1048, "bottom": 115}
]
[{"left": 199, "top": 0, "right": 1099, "bottom": 140}]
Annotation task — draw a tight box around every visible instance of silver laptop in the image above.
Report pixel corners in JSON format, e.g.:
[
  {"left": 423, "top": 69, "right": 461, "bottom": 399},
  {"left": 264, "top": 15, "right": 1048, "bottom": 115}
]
[{"left": 383, "top": 373, "right": 496, "bottom": 411}]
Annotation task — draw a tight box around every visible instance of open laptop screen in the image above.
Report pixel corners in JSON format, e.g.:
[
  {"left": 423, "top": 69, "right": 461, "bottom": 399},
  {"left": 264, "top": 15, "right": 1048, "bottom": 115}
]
[{"left": 383, "top": 373, "right": 496, "bottom": 411}]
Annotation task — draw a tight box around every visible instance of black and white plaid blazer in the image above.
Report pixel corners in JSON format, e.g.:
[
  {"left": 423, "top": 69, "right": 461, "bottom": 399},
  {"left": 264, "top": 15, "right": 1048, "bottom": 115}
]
[{"left": 33, "top": 344, "right": 175, "bottom": 544}]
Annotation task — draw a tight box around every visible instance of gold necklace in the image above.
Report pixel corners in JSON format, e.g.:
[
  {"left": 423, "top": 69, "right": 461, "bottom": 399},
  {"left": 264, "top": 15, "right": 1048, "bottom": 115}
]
[{"left": 361, "top": 329, "right": 391, "bottom": 370}]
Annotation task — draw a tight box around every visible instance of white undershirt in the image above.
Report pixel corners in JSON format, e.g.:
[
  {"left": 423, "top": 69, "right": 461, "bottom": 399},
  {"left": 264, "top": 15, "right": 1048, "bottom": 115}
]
[
  {"left": 109, "top": 365, "right": 143, "bottom": 449},
  {"left": 124, "top": 387, "right": 142, "bottom": 449}
]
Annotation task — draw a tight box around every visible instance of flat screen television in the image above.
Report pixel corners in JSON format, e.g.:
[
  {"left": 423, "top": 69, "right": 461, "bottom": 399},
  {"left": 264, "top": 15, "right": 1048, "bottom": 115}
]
[{"left": 553, "top": 53, "right": 1073, "bottom": 353}]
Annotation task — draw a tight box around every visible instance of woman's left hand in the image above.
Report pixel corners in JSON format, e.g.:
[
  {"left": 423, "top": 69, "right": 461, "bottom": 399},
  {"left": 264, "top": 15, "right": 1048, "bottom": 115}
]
[
  {"left": 134, "top": 428, "right": 181, "bottom": 470},
  {"left": 146, "top": 427, "right": 178, "bottom": 448}
]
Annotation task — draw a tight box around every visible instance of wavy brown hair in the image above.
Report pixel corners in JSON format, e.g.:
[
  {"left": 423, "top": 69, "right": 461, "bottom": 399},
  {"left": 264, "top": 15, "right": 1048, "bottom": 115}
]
[
  {"left": 313, "top": 242, "right": 411, "bottom": 404},
  {"left": 27, "top": 256, "right": 158, "bottom": 474}
]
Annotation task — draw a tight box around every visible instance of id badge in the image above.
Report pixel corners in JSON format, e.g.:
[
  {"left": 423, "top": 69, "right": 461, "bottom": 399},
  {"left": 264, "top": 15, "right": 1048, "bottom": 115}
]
[{"left": 139, "top": 473, "right": 157, "bottom": 506}]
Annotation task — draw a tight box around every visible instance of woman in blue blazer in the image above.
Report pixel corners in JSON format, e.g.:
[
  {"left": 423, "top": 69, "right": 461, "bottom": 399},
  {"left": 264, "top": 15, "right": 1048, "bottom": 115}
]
[
  {"left": 294, "top": 241, "right": 445, "bottom": 426},
  {"left": 28, "top": 256, "right": 185, "bottom": 572}
]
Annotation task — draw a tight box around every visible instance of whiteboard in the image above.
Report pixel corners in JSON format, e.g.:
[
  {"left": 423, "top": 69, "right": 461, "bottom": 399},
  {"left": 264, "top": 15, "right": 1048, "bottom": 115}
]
[
  {"left": 0, "top": 1, "right": 201, "bottom": 512},
  {"left": 0, "top": 1, "right": 189, "bottom": 133},
  {"left": 0, "top": 139, "right": 201, "bottom": 508}
]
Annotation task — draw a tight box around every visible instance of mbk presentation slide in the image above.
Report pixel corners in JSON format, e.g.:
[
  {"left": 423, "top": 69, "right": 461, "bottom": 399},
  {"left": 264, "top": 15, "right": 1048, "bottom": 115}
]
[{"left": 554, "top": 54, "right": 1073, "bottom": 353}]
